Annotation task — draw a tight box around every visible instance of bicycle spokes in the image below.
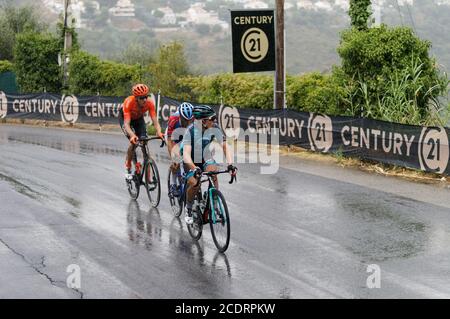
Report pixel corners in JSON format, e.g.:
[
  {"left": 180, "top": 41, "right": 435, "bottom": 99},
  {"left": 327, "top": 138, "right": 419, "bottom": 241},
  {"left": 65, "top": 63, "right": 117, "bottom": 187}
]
[{"left": 209, "top": 190, "right": 230, "bottom": 253}]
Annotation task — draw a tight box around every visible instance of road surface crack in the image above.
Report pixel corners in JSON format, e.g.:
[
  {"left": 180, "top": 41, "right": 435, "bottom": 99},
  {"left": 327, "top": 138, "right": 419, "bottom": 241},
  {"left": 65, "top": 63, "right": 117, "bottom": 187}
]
[{"left": 0, "top": 238, "right": 84, "bottom": 299}]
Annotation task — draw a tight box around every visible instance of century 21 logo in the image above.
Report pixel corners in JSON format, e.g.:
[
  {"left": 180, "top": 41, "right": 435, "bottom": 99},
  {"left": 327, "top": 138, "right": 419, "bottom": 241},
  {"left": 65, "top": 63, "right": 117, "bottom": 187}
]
[
  {"left": 219, "top": 105, "right": 240, "bottom": 140},
  {"left": 61, "top": 95, "right": 79, "bottom": 123},
  {"left": 240, "top": 28, "right": 269, "bottom": 63},
  {"left": 419, "top": 127, "right": 449, "bottom": 173},
  {"left": 0, "top": 91, "right": 8, "bottom": 119},
  {"left": 308, "top": 113, "right": 333, "bottom": 152}
]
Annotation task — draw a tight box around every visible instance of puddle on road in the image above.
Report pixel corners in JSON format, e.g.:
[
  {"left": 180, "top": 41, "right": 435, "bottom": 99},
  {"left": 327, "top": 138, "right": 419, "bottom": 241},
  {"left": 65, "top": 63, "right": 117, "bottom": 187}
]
[
  {"left": 0, "top": 172, "right": 43, "bottom": 201},
  {"left": 0, "top": 170, "right": 82, "bottom": 218},
  {"left": 335, "top": 192, "right": 429, "bottom": 262},
  {"left": 126, "top": 200, "right": 233, "bottom": 280}
]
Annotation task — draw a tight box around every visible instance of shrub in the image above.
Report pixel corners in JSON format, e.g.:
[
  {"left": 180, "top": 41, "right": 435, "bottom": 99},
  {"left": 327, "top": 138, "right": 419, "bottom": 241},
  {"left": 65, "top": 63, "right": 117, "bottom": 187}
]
[
  {"left": 0, "top": 60, "right": 13, "bottom": 73},
  {"left": 286, "top": 72, "right": 346, "bottom": 115},
  {"left": 180, "top": 73, "right": 273, "bottom": 109},
  {"left": 13, "top": 31, "right": 61, "bottom": 93},
  {"left": 337, "top": 25, "right": 449, "bottom": 122},
  {"left": 68, "top": 50, "right": 140, "bottom": 96}
]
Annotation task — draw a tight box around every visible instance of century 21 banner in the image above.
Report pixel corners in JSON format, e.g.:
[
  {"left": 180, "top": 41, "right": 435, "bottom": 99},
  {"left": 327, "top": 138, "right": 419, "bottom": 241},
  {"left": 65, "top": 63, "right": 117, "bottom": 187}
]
[
  {"left": 158, "top": 96, "right": 450, "bottom": 175},
  {"left": 231, "top": 10, "right": 275, "bottom": 73},
  {"left": 0, "top": 92, "right": 156, "bottom": 125},
  {"left": 2, "top": 91, "right": 450, "bottom": 176}
]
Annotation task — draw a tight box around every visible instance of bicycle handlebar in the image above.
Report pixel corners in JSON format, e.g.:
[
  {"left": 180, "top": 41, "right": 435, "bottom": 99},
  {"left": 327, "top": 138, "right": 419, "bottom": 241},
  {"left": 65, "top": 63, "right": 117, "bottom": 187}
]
[
  {"left": 194, "top": 169, "right": 237, "bottom": 185},
  {"left": 138, "top": 136, "right": 166, "bottom": 147}
]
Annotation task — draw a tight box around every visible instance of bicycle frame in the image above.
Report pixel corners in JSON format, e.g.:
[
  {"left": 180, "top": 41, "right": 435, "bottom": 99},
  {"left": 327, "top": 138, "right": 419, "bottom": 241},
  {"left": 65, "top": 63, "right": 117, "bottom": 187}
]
[
  {"left": 193, "top": 170, "right": 235, "bottom": 224},
  {"left": 133, "top": 137, "right": 164, "bottom": 183}
]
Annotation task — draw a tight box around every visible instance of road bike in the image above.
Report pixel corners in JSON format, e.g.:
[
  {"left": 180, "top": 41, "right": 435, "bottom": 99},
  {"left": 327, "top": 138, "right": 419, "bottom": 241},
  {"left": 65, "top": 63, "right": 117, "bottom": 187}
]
[
  {"left": 186, "top": 168, "right": 237, "bottom": 253},
  {"left": 126, "top": 136, "right": 164, "bottom": 207}
]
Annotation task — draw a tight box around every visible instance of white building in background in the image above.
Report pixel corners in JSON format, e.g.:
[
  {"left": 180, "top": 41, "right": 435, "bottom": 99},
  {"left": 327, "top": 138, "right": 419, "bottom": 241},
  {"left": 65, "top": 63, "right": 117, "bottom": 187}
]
[
  {"left": 155, "top": 7, "right": 177, "bottom": 25},
  {"left": 244, "top": 0, "right": 269, "bottom": 9},
  {"left": 109, "top": 0, "right": 135, "bottom": 17}
]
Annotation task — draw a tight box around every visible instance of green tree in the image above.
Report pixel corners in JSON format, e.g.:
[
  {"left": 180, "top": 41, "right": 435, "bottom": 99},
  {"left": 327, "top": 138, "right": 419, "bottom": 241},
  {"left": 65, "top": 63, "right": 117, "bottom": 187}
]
[
  {"left": 349, "top": 0, "right": 372, "bottom": 31},
  {"left": 148, "top": 41, "right": 192, "bottom": 99},
  {"left": 118, "top": 42, "right": 155, "bottom": 66},
  {"left": 179, "top": 73, "right": 273, "bottom": 109},
  {"left": 337, "top": 25, "right": 449, "bottom": 123},
  {"left": 13, "top": 32, "right": 61, "bottom": 93},
  {"left": 0, "top": 4, "right": 47, "bottom": 60},
  {"left": 287, "top": 72, "right": 346, "bottom": 114},
  {"left": 68, "top": 50, "right": 141, "bottom": 96}
]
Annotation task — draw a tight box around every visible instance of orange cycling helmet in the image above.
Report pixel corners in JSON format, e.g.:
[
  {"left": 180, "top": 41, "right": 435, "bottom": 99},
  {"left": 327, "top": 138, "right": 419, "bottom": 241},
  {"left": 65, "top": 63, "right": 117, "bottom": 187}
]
[{"left": 132, "top": 84, "right": 149, "bottom": 97}]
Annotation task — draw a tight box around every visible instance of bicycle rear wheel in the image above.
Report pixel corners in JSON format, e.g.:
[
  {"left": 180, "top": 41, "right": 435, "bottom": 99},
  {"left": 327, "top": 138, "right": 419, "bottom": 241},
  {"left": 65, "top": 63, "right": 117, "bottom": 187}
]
[
  {"left": 145, "top": 158, "right": 161, "bottom": 207},
  {"left": 167, "top": 166, "right": 183, "bottom": 217},
  {"left": 209, "top": 189, "right": 230, "bottom": 253}
]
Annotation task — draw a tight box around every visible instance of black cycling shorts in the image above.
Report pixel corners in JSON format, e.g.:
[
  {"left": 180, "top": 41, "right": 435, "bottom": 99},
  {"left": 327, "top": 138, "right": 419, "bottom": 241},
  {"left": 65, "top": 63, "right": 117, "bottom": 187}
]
[{"left": 119, "top": 108, "right": 147, "bottom": 140}]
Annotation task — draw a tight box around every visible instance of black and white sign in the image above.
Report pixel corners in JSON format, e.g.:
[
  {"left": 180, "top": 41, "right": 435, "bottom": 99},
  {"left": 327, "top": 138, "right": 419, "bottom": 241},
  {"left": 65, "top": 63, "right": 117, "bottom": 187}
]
[
  {"left": 231, "top": 10, "right": 275, "bottom": 73},
  {"left": 3, "top": 91, "right": 450, "bottom": 176},
  {"left": 0, "top": 92, "right": 125, "bottom": 124}
]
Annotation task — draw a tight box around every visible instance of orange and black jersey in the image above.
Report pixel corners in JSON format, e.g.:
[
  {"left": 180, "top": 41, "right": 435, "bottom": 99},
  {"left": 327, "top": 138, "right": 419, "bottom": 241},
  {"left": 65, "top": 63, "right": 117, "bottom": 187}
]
[{"left": 121, "top": 96, "right": 156, "bottom": 121}]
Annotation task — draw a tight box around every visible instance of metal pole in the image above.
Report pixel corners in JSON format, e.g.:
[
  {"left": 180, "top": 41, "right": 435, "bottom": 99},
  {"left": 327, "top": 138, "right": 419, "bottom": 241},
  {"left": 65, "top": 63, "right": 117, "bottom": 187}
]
[{"left": 274, "top": 0, "right": 285, "bottom": 110}]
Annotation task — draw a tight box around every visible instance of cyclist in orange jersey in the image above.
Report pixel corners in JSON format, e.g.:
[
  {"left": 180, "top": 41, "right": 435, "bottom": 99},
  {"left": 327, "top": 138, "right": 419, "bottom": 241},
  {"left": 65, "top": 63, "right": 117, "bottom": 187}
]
[{"left": 119, "top": 83, "right": 164, "bottom": 180}]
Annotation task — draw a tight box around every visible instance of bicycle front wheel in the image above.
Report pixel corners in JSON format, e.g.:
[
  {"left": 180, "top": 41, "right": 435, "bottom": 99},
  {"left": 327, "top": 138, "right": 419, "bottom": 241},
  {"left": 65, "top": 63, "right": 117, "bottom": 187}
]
[
  {"left": 209, "top": 189, "right": 230, "bottom": 253},
  {"left": 145, "top": 158, "right": 161, "bottom": 207}
]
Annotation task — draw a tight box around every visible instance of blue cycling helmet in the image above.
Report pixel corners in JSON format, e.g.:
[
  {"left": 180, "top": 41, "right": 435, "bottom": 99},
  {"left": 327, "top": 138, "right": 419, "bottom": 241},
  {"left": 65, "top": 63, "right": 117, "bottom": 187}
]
[{"left": 178, "top": 102, "right": 194, "bottom": 120}]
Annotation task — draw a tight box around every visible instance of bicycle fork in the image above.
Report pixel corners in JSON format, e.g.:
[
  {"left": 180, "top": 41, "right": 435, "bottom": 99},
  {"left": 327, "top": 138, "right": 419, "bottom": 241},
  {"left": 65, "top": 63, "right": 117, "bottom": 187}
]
[{"left": 208, "top": 188, "right": 226, "bottom": 224}]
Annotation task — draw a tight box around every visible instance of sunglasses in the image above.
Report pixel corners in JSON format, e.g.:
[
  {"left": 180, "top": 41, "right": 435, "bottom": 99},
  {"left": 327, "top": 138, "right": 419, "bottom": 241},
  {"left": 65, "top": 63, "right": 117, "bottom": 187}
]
[
  {"left": 137, "top": 96, "right": 148, "bottom": 100},
  {"left": 207, "top": 116, "right": 217, "bottom": 122}
]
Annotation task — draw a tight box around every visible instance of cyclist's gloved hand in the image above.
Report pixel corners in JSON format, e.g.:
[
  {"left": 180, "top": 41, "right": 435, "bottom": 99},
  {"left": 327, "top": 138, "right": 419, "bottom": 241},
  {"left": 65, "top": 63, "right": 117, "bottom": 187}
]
[
  {"left": 130, "top": 135, "right": 138, "bottom": 145},
  {"left": 227, "top": 164, "right": 237, "bottom": 175},
  {"left": 158, "top": 132, "right": 165, "bottom": 140},
  {"left": 191, "top": 166, "right": 202, "bottom": 177}
]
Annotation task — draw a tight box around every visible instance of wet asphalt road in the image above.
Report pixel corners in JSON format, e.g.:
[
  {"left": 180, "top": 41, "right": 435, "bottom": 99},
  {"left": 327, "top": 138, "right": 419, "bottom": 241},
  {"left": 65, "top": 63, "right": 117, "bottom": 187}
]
[{"left": 1, "top": 124, "right": 450, "bottom": 299}]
